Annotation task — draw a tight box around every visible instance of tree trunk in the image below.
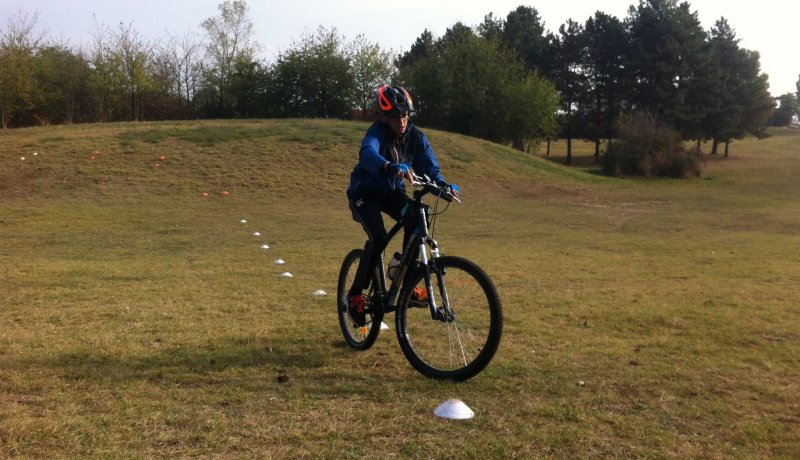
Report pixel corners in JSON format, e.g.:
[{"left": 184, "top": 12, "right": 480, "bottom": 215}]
[
  {"left": 724, "top": 141, "right": 730, "bottom": 157},
  {"left": 711, "top": 138, "right": 719, "bottom": 155},
  {"left": 546, "top": 138, "right": 551, "bottom": 157},
  {"left": 566, "top": 136, "right": 572, "bottom": 165},
  {"left": 594, "top": 139, "right": 601, "bottom": 163}
]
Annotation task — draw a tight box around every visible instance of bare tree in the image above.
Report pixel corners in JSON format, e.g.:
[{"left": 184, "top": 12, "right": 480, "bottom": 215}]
[
  {"left": 165, "top": 28, "right": 203, "bottom": 106},
  {"left": 89, "top": 17, "right": 119, "bottom": 122},
  {"left": 200, "top": 0, "right": 257, "bottom": 114},
  {"left": 154, "top": 27, "right": 203, "bottom": 117},
  {"left": 111, "top": 22, "right": 155, "bottom": 121}
]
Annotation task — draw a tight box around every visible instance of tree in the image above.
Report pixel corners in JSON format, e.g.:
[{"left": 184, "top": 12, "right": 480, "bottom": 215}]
[
  {"left": 502, "top": 6, "right": 548, "bottom": 72},
  {"left": 32, "top": 44, "right": 94, "bottom": 124},
  {"left": 348, "top": 35, "right": 395, "bottom": 118},
  {"left": 716, "top": 52, "right": 772, "bottom": 156},
  {"left": 477, "top": 13, "right": 504, "bottom": 42},
  {"left": 796, "top": 74, "right": 800, "bottom": 112},
  {"left": 159, "top": 28, "right": 203, "bottom": 110},
  {"left": 506, "top": 73, "right": 559, "bottom": 151},
  {"left": 583, "top": 12, "right": 627, "bottom": 162},
  {"left": 0, "top": 11, "right": 44, "bottom": 128},
  {"left": 200, "top": 0, "right": 257, "bottom": 116},
  {"left": 110, "top": 22, "right": 155, "bottom": 121},
  {"left": 89, "top": 18, "right": 125, "bottom": 122},
  {"left": 772, "top": 93, "right": 798, "bottom": 126},
  {"left": 625, "top": 0, "right": 711, "bottom": 137},
  {"left": 268, "top": 27, "right": 355, "bottom": 118},
  {"left": 551, "top": 19, "right": 589, "bottom": 164},
  {"left": 702, "top": 18, "right": 740, "bottom": 153},
  {"left": 396, "top": 29, "right": 434, "bottom": 68},
  {"left": 229, "top": 58, "right": 269, "bottom": 117},
  {"left": 702, "top": 19, "right": 772, "bottom": 155},
  {"left": 397, "top": 23, "right": 558, "bottom": 150},
  {"left": 396, "top": 30, "right": 447, "bottom": 123}
]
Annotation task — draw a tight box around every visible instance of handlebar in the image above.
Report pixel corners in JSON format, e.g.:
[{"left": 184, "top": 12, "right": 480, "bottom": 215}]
[{"left": 410, "top": 173, "right": 462, "bottom": 204}]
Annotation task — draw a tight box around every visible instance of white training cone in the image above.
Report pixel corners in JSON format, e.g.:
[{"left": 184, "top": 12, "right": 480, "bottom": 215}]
[
  {"left": 434, "top": 399, "right": 474, "bottom": 420},
  {"left": 313, "top": 289, "right": 327, "bottom": 296},
  {"left": 252, "top": 231, "right": 261, "bottom": 236},
  {"left": 240, "top": 219, "right": 247, "bottom": 224},
  {"left": 274, "top": 259, "right": 285, "bottom": 265},
  {"left": 280, "top": 272, "right": 293, "bottom": 278},
  {"left": 380, "top": 322, "right": 390, "bottom": 330},
  {"left": 260, "top": 244, "right": 270, "bottom": 250}
]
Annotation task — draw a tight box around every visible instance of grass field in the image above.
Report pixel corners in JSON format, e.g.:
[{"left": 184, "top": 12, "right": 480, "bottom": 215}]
[{"left": 1, "top": 120, "right": 799, "bottom": 458}]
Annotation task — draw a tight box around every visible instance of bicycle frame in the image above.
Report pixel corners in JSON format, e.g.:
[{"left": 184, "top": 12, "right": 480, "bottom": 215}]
[{"left": 373, "top": 187, "right": 448, "bottom": 321}]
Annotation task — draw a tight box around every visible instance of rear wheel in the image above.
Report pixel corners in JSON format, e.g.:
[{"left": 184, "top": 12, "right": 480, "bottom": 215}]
[
  {"left": 396, "top": 256, "right": 502, "bottom": 381},
  {"left": 337, "top": 249, "right": 383, "bottom": 350}
]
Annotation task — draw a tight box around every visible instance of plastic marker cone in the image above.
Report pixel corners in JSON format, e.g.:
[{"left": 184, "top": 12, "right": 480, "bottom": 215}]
[
  {"left": 201, "top": 192, "right": 209, "bottom": 197},
  {"left": 20, "top": 157, "right": 26, "bottom": 161},
  {"left": 221, "top": 191, "right": 230, "bottom": 196},
  {"left": 154, "top": 163, "right": 160, "bottom": 168},
  {"left": 252, "top": 231, "right": 261, "bottom": 236},
  {"left": 280, "top": 272, "right": 293, "bottom": 278},
  {"left": 380, "top": 322, "right": 390, "bottom": 330},
  {"left": 313, "top": 289, "right": 326, "bottom": 296},
  {"left": 434, "top": 399, "right": 474, "bottom": 420},
  {"left": 159, "top": 155, "right": 166, "bottom": 161},
  {"left": 274, "top": 259, "right": 285, "bottom": 265},
  {"left": 240, "top": 219, "right": 247, "bottom": 224},
  {"left": 260, "top": 244, "right": 270, "bottom": 250}
]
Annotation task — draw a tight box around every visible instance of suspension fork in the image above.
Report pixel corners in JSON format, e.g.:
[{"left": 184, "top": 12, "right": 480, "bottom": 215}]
[{"left": 413, "top": 201, "right": 450, "bottom": 320}]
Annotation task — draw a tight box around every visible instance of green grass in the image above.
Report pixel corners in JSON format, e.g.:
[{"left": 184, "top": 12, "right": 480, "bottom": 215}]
[{"left": 1, "top": 120, "right": 799, "bottom": 458}]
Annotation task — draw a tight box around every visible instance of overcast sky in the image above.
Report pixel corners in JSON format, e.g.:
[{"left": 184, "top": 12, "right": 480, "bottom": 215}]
[{"left": 4, "top": 0, "right": 798, "bottom": 97}]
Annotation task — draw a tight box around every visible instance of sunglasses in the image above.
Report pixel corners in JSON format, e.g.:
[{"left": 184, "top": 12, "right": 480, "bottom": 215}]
[{"left": 388, "top": 112, "right": 410, "bottom": 122}]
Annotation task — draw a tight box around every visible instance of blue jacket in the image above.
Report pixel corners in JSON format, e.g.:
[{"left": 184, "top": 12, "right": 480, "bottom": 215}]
[{"left": 347, "top": 121, "right": 446, "bottom": 199}]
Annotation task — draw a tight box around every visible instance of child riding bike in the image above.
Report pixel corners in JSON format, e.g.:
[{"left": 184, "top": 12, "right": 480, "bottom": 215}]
[{"left": 346, "top": 84, "right": 460, "bottom": 326}]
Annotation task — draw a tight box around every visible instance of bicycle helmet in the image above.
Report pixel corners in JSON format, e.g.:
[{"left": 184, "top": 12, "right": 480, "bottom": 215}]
[{"left": 375, "top": 84, "right": 415, "bottom": 116}]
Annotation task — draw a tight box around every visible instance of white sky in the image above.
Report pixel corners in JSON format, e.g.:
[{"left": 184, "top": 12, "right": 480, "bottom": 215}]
[{"left": 4, "top": 0, "right": 798, "bottom": 97}]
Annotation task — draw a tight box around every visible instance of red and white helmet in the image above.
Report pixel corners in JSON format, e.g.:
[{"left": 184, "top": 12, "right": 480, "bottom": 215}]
[{"left": 374, "top": 85, "right": 415, "bottom": 116}]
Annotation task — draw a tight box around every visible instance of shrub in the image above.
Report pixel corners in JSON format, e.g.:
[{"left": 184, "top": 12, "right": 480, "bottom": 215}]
[{"left": 603, "top": 111, "right": 702, "bottom": 178}]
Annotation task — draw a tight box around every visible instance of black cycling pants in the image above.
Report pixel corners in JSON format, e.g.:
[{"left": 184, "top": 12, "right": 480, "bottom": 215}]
[{"left": 349, "top": 188, "right": 417, "bottom": 294}]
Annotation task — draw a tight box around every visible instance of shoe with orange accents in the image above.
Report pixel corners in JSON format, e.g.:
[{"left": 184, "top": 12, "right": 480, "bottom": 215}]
[
  {"left": 347, "top": 293, "right": 366, "bottom": 327},
  {"left": 410, "top": 286, "right": 428, "bottom": 306}
]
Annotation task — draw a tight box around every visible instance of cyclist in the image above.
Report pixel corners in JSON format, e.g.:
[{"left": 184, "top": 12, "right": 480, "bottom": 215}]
[{"left": 346, "top": 84, "right": 459, "bottom": 326}]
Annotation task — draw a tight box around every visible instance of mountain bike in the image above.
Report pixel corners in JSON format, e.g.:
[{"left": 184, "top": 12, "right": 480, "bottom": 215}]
[{"left": 336, "top": 174, "right": 503, "bottom": 381}]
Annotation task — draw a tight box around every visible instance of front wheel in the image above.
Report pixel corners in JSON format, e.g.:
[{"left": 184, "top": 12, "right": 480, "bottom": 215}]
[
  {"left": 336, "top": 249, "right": 383, "bottom": 350},
  {"left": 396, "top": 256, "right": 503, "bottom": 381}
]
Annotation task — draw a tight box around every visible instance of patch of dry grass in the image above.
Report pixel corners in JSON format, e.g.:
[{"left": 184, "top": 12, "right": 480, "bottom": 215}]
[{"left": 1, "top": 121, "right": 799, "bottom": 458}]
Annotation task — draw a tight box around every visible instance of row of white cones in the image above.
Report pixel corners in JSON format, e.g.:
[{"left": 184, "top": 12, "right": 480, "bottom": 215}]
[{"left": 241, "top": 219, "right": 325, "bottom": 294}]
